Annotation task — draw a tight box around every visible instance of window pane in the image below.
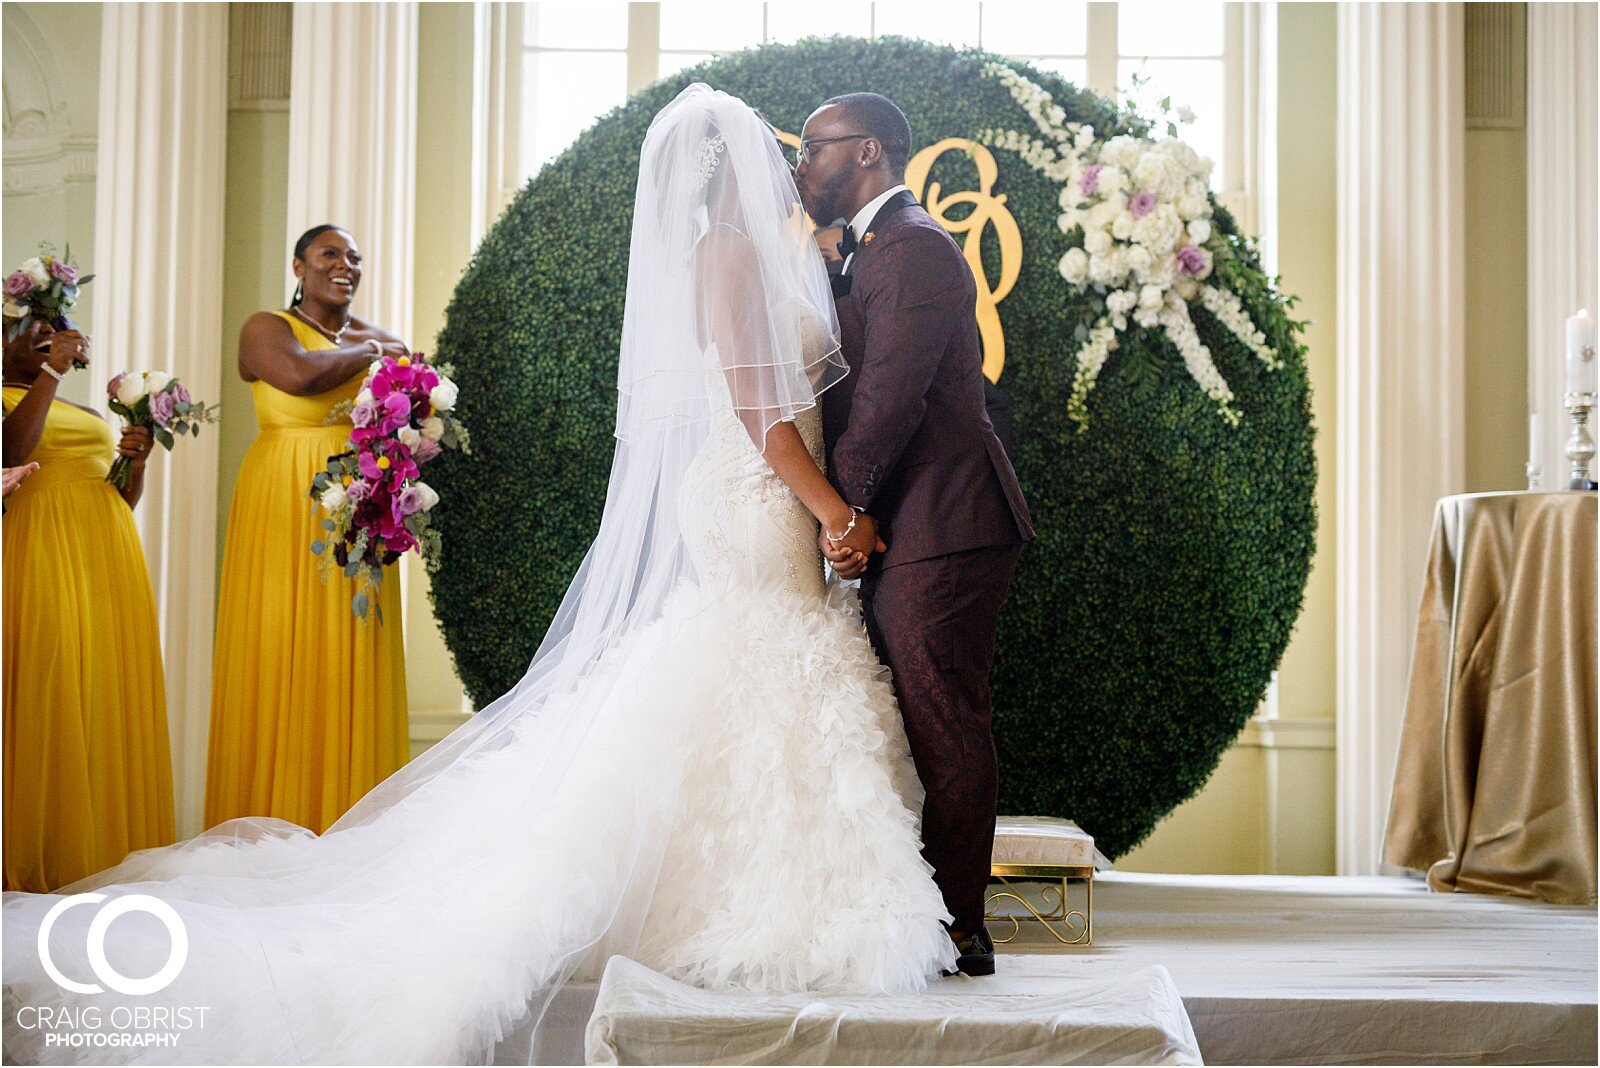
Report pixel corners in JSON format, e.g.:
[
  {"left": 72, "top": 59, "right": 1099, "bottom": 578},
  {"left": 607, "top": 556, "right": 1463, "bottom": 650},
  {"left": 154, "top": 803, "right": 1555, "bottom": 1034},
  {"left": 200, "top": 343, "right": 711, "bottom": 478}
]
[
  {"left": 658, "top": 51, "right": 718, "bottom": 80},
  {"left": 522, "top": 51, "right": 629, "bottom": 178},
  {"left": 1117, "top": 58, "right": 1225, "bottom": 187},
  {"left": 523, "top": 2, "right": 628, "bottom": 49},
  {"left": 766, "top": 2, "right": 873, "bottom": 43},
  {"left": 1026, "top": 57, "right": 1089, "bottom": 88},
  {"left": 873, "top": 2, "right": 980, "bottom": 48},
  {"left": 660, "top": 3, "right": 764, "bottom": 51},
  {"left": 1118, "top": 1, "right": 1224, "bottom": 57},
  {"left": 982, "top": 3, "right": 1086, "bottom": 56}
]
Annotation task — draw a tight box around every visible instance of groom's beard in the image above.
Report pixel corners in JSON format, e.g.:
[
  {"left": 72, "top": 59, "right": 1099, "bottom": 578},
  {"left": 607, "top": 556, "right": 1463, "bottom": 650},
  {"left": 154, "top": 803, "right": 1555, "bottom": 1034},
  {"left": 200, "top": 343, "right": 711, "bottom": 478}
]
[{"left": 802, "top": 168, "right": 854, "bottom": 230}]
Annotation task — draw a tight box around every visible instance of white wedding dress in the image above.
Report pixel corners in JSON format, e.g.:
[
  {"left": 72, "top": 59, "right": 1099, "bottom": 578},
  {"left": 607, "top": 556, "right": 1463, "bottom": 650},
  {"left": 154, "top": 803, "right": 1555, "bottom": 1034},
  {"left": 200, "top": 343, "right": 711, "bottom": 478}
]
[{"left": 1, "top": 85, "right": 957, "bottom": 1065}]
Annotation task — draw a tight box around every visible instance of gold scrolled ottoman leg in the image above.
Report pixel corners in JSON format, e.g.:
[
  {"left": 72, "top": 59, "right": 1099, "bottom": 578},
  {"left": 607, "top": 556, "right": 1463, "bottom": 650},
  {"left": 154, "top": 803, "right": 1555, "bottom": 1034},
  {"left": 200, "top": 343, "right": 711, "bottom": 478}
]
[{"left": 984, "top": 872, "right": 1093, "bottom": 945}]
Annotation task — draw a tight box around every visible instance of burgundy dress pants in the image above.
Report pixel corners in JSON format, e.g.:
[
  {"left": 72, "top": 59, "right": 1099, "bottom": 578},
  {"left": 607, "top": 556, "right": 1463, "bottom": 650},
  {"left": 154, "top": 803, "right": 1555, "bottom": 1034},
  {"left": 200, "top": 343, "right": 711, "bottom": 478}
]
[{"left": 861, "top": 542, "right": 1024, "bottom": 934}]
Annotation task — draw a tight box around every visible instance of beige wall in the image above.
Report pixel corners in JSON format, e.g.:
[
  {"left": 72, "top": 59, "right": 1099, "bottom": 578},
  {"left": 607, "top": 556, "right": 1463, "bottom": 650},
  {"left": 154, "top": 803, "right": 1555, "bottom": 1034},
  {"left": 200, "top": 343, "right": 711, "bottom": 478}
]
[
  {"left": 216, "top": 107, "right": 290, "bottom": 575},
  {"left": 405, "top": 1, "right": 475, "bottom": 752},
  {"left": 1463, "top": 123, "right": 1528, "bottom": 492}
]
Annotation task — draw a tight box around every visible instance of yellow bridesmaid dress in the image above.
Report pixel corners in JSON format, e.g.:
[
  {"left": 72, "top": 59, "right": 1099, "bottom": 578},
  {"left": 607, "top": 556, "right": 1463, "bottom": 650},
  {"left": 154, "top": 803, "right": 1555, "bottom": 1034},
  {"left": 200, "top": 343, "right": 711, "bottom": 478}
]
[
  {"left": 206, "top": 311, "right": 408, "bottom": 833},
  {"left": 2, "top": 388, "right": 175, "bottom": 891}
]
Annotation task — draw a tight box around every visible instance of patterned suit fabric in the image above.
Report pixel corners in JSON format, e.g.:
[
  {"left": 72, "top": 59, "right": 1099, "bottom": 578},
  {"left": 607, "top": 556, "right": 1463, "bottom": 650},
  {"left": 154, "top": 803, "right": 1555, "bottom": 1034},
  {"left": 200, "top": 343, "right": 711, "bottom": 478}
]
[{"left": 823, "top": 191, "right": 1034, "bottom": 932}]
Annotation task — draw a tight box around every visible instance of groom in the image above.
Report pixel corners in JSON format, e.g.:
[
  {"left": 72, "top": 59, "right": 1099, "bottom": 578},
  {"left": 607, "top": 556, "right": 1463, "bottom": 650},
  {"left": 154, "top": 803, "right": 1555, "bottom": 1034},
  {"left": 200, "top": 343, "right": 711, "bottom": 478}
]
[{"left": 795, "top": 93, "right": 1035, "bottom": 976}]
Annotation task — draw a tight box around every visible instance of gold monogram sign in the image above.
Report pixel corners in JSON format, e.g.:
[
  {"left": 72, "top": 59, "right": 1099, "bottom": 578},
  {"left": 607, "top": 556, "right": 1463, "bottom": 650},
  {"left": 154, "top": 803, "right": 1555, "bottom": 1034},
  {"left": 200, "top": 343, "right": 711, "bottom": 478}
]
[{"left": 778, "top": 132, "right": 1022, "bottom": 383}]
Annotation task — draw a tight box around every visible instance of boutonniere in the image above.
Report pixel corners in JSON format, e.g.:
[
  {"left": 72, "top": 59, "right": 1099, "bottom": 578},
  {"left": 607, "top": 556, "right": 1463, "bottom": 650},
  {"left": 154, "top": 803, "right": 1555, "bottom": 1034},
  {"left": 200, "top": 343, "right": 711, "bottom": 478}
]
[{"left": 861, "top": 232, "right": 875, "bottom": 246}]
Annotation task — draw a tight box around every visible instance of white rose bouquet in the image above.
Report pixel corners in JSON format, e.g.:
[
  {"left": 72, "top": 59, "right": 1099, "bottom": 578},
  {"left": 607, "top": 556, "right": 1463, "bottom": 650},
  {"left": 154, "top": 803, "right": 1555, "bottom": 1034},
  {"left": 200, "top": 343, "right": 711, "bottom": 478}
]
[
  {"left": 104, "top": 370, "right": 219, "bottom": 488},
  {"left": 981, "top": 64, "right": 1288, "bottom": 429}
]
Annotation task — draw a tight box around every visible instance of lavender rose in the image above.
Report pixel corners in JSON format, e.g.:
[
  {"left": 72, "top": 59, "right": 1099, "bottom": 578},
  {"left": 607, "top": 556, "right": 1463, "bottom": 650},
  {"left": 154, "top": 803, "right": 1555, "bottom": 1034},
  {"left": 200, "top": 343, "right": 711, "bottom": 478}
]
[
  {"left": 1078, "top": 163, "right": 1105, "bottom": 197},
  {"left": 351, "top": 399, "right": 380, "bottom": 429},
  {"left": 411, "top": 436, "right": 443, "bottom": 464},
  {"left": 149, "top": 390, "right": 177, "bottom": 426},
  {"left": 1175, "top": 245, "right": 1213, "bottom": 278},
  {"left": 49, "top": 260, "right": 78, "bottom": 286},
  {"left": 345, "top": 477, "right": 373, "bottom": 503},
  {"left": 396, "top": 485, "right": 425, "bottom": 516},
  {"left": 3, "top": 272, "right": 32, "bottom": 299},
  {"left": 1128, "top": 189, "right": 1159, "bottom": 218}
]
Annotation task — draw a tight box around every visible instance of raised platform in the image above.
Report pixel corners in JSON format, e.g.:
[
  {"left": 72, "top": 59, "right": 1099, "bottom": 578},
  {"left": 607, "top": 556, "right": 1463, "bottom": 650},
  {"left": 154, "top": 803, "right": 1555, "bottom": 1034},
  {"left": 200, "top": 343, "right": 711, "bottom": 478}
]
[{"left": 524, "top": 872, "right": 1597, "bottom": 1065}]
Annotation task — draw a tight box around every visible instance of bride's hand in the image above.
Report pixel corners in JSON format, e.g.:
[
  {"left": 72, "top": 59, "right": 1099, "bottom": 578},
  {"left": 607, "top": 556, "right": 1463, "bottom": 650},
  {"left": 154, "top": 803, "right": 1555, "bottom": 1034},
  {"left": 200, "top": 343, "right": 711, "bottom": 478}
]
[{"left": 819, "top": 531, "right": 869, "bottom": 580}]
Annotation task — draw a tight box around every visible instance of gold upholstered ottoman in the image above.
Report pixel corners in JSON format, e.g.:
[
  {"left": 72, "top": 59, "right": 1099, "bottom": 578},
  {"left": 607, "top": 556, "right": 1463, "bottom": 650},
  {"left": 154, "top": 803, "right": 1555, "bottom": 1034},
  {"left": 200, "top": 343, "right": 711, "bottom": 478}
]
[{"left": 986, "top": 817, "right": 1105, "bottom": 946}]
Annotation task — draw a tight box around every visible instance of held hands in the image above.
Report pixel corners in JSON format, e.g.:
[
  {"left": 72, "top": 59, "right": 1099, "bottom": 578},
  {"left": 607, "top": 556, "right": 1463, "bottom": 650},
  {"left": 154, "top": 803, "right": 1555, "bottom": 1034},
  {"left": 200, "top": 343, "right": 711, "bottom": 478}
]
[
  {"left": 116, "top": 425, "right": 154, "bottom": 469},
  {"left": 820, "top": 510, "right": 886, "bottom": 581}
]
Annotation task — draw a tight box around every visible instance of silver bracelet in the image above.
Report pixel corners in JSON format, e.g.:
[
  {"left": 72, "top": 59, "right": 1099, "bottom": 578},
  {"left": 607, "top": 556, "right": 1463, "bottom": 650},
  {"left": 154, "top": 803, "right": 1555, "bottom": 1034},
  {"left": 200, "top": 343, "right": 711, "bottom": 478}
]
[
  {"left": 40, "top": 364, "right": 65, "bottom": 382},
  {"left": 825, "top": 506, "right": 865, "bottom": 545},
  {"left": 366, "top": 339, "right": 384, "bottom": 358}
]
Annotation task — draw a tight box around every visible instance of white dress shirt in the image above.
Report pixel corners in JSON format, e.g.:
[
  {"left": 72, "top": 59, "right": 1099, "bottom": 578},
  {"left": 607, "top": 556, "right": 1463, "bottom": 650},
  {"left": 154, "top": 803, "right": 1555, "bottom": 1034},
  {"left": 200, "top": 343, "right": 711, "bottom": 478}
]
[{"left": 841, "top": 184, "right": 911, "bottom": 274}]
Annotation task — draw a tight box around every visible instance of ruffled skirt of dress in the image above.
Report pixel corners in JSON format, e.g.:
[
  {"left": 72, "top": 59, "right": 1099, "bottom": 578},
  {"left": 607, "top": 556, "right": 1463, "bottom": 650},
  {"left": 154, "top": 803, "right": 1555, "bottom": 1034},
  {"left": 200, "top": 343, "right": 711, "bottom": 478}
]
[{"left": 1, "top": 579, "right": 955, "bottom": 1065}]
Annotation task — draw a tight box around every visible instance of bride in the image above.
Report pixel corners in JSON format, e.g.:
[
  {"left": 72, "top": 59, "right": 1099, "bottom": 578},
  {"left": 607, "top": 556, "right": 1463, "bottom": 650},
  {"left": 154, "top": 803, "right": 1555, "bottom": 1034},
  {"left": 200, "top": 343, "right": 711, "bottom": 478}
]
[{"left": 1, "top": 84, "right": 957, "bottom": 1065}]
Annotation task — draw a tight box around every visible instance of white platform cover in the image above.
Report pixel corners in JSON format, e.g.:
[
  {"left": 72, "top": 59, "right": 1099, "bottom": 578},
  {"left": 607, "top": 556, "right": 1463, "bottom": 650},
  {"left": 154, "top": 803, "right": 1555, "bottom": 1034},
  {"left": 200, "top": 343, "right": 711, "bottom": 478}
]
[
  {"left": 583, "top": 954, "right": 1202, "bottom": 1065},
  {"left": 1017, "top": 872, "right": 1598, "bottom": 1065}
]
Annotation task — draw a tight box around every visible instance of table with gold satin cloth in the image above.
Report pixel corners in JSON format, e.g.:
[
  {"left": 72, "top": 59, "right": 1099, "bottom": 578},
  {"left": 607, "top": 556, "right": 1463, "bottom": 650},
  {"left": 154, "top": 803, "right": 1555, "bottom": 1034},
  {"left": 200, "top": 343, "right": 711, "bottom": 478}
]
[{"left": 1384, "top": 491, "right": 1597, "bottom": 905}]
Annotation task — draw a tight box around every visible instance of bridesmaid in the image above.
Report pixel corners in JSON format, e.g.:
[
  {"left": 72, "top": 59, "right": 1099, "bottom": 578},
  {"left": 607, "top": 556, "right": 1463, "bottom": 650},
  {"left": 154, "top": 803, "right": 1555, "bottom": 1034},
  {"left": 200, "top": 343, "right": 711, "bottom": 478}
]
[
  {"left": 1, "top": 317, "right": 174, "bottom": 891},
  {"left": 207, "top": 225, "right": 410, "bottom": 833}
]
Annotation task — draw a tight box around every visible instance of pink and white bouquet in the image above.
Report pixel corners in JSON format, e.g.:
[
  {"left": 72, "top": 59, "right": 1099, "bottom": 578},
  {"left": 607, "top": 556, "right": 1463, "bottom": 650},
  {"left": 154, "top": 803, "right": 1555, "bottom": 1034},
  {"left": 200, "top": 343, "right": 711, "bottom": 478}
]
[
  {"left": 105, "top": 371, "right": 219, "bottom": 488},
  {"left": 310, "top": 354, "right": 470, "bottom": 622},
  {"left": 4, "top": 245, "right": 94, "bottom": 359}
]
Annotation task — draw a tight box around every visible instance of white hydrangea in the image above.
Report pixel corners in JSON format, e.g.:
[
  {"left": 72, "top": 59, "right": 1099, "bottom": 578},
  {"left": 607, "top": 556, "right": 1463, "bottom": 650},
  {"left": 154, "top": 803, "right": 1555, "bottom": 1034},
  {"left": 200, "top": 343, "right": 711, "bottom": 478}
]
[{"left": 1059, "top": 247, "right": 1089, "bottom": 284}]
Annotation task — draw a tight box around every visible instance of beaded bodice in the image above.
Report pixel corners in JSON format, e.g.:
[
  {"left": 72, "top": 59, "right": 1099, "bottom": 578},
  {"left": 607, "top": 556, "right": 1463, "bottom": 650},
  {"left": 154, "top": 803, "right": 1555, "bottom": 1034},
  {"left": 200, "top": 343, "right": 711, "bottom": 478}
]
[{"left": 676, "top": 344, "right": 827, "bottom": 600}]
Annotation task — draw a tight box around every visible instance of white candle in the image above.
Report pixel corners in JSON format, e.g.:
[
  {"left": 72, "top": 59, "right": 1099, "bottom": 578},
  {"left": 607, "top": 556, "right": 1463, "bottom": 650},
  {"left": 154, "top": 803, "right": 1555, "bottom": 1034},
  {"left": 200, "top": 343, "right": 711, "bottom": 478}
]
[{"left": 1566, "top": 308, "right": 1596, "bottom": 395}]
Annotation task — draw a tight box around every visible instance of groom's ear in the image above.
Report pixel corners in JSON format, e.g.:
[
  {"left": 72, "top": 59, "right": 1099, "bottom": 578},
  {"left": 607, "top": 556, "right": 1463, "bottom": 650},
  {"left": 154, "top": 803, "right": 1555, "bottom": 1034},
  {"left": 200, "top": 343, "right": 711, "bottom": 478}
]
[{"left": 857, "top": 138, "right": 884, "bottom": 169}]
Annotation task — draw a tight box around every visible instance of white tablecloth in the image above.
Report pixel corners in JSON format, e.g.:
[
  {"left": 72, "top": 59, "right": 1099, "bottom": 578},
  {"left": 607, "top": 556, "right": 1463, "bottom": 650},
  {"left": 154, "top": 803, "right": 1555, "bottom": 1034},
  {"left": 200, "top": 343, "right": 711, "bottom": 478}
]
[{"left": 583, "top": 954, "right": 1201, "bottom": 1065}]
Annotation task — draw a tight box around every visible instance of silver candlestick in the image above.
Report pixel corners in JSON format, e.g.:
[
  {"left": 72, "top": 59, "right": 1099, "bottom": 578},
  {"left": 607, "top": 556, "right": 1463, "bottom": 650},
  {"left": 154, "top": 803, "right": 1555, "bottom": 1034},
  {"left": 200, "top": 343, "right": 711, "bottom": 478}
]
[{"left": 1564, "top": 390, "right": 1597, "bottom": 490}]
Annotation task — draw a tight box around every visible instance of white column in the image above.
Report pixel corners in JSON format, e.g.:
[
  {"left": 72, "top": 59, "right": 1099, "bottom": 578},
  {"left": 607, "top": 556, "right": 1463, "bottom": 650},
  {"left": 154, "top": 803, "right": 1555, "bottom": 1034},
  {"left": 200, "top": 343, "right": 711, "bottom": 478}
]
[
  {"left": 1527, "top": 4, "right": 1599, "bottom": 485},
  {"left": 286, "top": 2, "right": 418, "bottom": 342},
  {"left": 92, "top": 2, "right": 229, "bottom": 836},
  {"left": 1334, "top": 2, "right": 1467, "bottom": 875}
]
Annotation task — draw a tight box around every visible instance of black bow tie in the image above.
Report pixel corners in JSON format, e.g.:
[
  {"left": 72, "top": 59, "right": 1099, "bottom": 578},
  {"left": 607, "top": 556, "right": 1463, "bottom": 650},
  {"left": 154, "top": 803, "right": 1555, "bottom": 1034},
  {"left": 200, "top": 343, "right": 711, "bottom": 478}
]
[{"left": 836, "top": 225, "right": 858, "bottom": 259}]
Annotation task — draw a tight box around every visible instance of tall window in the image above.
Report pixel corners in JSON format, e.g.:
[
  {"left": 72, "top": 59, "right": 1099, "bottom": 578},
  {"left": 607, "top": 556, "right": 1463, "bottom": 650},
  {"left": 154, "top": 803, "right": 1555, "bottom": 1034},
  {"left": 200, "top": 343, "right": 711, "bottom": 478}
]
[{"left": 518, "top": 2, "right": 1247, "bottom": 198}]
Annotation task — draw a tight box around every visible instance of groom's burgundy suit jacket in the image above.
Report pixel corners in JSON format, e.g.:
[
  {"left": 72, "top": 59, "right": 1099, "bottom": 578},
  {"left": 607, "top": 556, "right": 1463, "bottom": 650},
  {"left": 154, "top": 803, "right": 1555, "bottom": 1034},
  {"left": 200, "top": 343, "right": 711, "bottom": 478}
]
[{"left": 823, "top": 192, "right": 1034, "bottom": 569}]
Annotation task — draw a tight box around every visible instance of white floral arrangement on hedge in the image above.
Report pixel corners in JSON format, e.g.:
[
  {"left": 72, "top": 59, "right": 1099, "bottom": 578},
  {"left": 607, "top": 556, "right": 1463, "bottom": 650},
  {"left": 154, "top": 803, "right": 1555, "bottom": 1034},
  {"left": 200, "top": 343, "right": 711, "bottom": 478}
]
[{"left": 979, "top": 63, "right": 1283, "bottom": 429}]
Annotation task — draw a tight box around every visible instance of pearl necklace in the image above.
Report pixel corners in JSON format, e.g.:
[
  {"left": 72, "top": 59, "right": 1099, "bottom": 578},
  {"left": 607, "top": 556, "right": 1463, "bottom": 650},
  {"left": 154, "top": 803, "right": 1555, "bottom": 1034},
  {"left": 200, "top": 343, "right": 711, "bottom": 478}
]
[{"left": 291, "top": 304, "right": 350, "bottom": 345}]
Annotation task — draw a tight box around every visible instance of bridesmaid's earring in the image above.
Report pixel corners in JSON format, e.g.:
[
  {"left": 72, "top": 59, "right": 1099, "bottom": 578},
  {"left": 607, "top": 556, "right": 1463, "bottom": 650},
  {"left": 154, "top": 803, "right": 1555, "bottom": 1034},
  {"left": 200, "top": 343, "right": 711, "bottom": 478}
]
[{"left": 292, "top": 280, "right": 304, "bottom": 306}]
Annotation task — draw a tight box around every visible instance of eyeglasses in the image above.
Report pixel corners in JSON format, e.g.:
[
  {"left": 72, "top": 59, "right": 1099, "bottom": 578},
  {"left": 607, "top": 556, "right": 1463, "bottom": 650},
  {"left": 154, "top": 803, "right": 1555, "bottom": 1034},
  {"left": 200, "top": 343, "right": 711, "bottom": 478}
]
[{"left": 793, "top": 133, "right": 873, "bottom": 164}]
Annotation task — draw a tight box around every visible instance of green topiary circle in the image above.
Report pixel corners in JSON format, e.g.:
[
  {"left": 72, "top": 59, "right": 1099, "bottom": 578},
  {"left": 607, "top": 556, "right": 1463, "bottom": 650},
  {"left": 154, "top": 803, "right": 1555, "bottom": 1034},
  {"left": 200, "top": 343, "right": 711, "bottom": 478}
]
[{"left": 430, "top": 37, "right": 1315, "bottom": 859}]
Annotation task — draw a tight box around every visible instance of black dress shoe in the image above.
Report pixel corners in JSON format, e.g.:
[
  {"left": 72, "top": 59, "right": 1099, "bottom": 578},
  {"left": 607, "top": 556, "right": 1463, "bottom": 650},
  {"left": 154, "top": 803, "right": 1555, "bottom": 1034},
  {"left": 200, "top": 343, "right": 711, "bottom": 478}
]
[{"left": 940, "top": 923, "right": 996, "bottom": 977}]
